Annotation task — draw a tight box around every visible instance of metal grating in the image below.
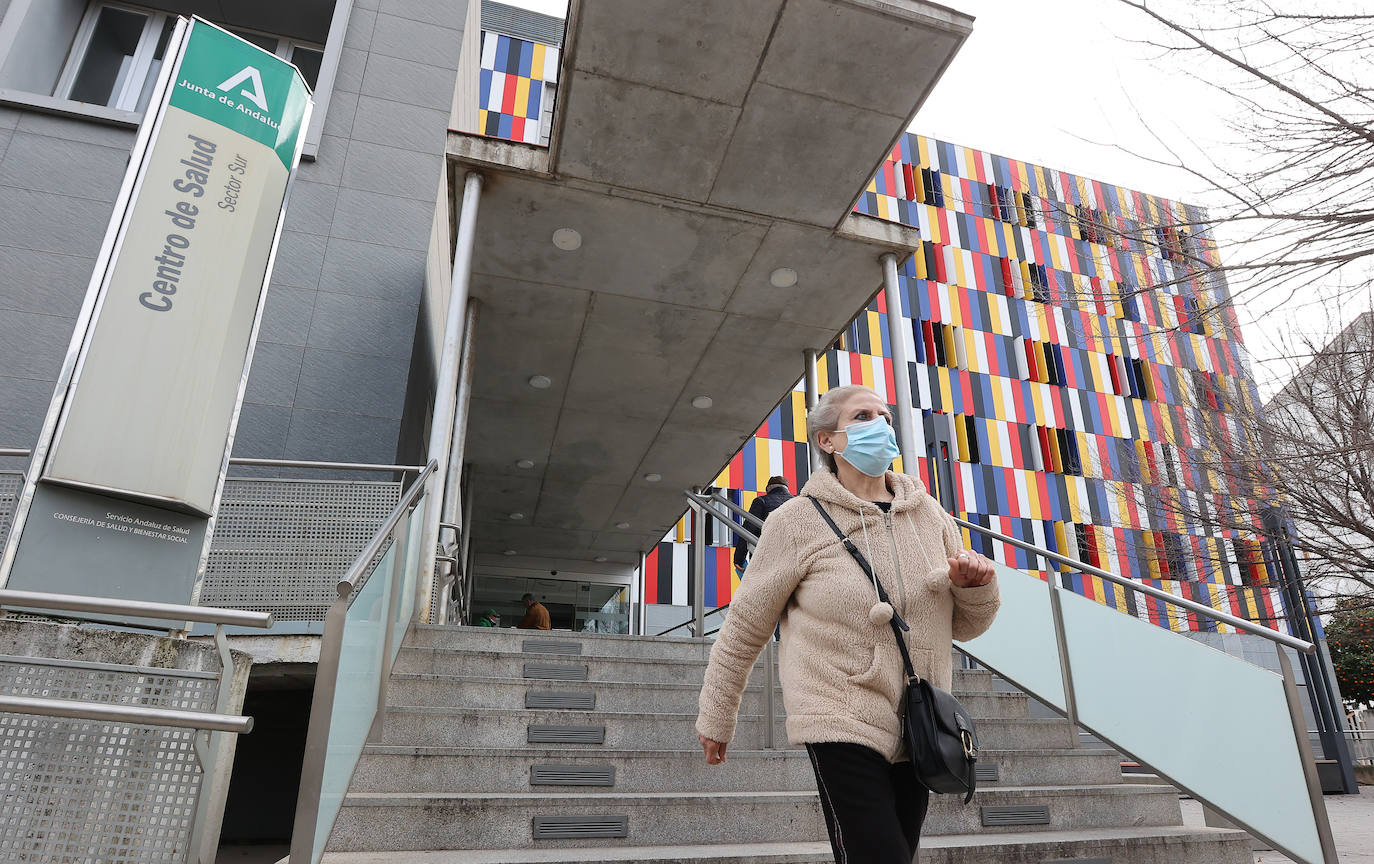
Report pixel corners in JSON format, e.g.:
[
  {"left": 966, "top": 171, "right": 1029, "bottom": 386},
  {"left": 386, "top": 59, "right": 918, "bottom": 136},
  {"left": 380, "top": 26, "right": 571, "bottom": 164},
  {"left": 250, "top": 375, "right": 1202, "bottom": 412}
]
[
  {"left": 523, "top": 640, "right": 582, "bottom": 656},
  {"left": 0, "top": 654, "right": 219, "bottom": 862},
  {"left": 0, "top": 471, "right": 21, "bottom": 552},
  {"left": 526, "top": 691, "right": 595, "bottom": 710},
  {"left": 1040, "top": 859, "right": 1110, "bottom": 864},
  {"left": 976, "top": 763, "right": 1001, "bottom": 782},
  {"left": 200, "top": 479, "right": 402, "bottom": 621},
  {"left": 482, "top": 0, "right": 564, "bottom": 46},
  {"left": 531, "top": 815, "right": 627, "bottom": 840},
  {"left": 982, "top": 804, "right": 1051, "bottom": 827},
  {"left": 530, "top": 764, "right": 615, "bottom": 786},
  {"left": 528, "top": 725, "right": 605, "bottom": 744},
  {"left": 523, "top": 663, "right": 588, "bottom": 681}
]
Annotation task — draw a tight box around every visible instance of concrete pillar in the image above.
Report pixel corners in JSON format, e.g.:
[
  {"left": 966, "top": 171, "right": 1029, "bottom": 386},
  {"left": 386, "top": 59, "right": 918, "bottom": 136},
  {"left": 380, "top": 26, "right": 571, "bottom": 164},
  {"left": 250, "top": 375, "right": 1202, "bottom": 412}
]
[{"left": 803, "top": 348, "right": 820, "bottom": 473}]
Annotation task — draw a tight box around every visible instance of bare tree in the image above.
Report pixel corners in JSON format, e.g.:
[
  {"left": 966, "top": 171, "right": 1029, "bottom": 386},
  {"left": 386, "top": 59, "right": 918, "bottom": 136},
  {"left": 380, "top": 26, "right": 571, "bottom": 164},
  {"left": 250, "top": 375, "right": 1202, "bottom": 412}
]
[
  {"left": 1106, "top": 307, "right": 1374, "bottom": 615},
  {"left": 1102, "top": 1, "right": 1374, "bottom": 331}
]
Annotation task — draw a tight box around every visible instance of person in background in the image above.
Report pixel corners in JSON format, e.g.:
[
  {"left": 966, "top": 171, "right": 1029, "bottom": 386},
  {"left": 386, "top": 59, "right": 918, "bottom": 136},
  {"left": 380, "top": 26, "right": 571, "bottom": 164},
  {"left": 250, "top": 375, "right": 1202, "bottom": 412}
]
[
  {"left": 474, "top": 609, "right": 500, "bottom": 627},
  {"left": 733, "top": 475, "right": 794, "bottom": 574},
  {"left": 517, "top": 592, "right": 551, "bottom": 630}
]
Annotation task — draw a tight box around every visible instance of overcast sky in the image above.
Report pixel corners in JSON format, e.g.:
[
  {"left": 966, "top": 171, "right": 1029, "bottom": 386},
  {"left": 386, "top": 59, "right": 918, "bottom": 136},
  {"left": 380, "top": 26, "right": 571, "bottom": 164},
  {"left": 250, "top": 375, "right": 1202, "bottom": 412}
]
[{"left": 501, "top": 0, "right": 1362, "bottom": 396}]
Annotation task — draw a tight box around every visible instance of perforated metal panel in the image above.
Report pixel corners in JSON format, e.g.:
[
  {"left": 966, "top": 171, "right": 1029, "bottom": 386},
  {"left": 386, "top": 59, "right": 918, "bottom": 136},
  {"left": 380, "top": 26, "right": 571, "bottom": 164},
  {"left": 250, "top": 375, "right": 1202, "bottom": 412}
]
[
  {"left": 0, "top": 655, "right": 220, "bottom": 863},
  {"left": 523, "top": 640, "right": 582, "bottom": 655},
  {"left": 523, "top": 663, "right": 588, "bottom": 681},
  {"left": 201, "top": 479, "right": 402, "bottom": 621},
  {"left": 527, "top": 725, "right": 605, "bottom": 744},
  {"left": 526, "top": 691, "right": 595, "bottom": 710},
  {"left": 531, "top": 815, "right": 627, "bottom": 839},
  {"left": 0, "top": 471, "right": 22, "bottom": 552},
  {"left": 982, "top": 804, "right": 1051, "bottom": 826},
  {"left": 530, "top": 764, "right": 615, "bottom": 786}
]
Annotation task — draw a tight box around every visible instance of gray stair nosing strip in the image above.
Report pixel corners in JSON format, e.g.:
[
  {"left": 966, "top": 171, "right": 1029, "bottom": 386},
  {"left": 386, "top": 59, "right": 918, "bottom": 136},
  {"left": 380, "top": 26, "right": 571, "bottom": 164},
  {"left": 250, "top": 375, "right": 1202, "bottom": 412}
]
[
  {"left": 523, "top": 640, "right": 583, "bottom": 655},
  {"left": 982, "top": 804, "right": 1051, "bottom": 827},
  {"left": 527, "top": 724, "right": 606, "bottom": 744},
  {"left": 523, "top": 662, "right": 590, "bottom": 681},
  {"left": 531, "top": 814, "right": 628, "bottom": 840},
  {"left": 1039, "top": 859, "right": 1110, "bottom": 864},
  {"left": 525, "top": 691, "right": 596, "bottom": 710},
  {"left": 530, "top": 764, "right": 616, "bottom": 786}
]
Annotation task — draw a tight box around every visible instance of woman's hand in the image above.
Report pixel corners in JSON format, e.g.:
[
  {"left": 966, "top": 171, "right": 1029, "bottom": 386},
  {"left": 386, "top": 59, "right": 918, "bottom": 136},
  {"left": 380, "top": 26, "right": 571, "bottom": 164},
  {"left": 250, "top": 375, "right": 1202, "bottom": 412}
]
[
  {"left": 699, "top": 733, "right": 728, "bottom": 765},
  {"left": 947, "top": 549, "right": 994, "bottom": 588}
]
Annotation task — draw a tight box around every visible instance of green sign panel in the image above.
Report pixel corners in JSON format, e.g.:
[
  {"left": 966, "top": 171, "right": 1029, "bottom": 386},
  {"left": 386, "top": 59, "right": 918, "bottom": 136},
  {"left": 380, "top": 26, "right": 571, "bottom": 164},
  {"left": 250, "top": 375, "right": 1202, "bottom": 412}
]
[{"left": 170, "top": 20, "right": 311, "bottom": 167}]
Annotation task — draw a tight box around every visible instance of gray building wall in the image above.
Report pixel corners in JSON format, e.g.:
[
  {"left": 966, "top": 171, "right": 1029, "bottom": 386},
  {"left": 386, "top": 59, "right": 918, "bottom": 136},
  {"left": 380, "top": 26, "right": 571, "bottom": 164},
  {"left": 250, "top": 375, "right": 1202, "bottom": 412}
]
[{"left": 0, "top": 0, "right": 467, "bottom": 466}]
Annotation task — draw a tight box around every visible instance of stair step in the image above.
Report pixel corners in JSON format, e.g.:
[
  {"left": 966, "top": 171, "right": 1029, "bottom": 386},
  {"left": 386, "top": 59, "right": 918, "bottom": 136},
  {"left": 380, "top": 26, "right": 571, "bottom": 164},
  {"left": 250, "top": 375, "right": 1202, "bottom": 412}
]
[
  {"left": 319, "top": 825, "right": 1251, "bottom": 863},
  {"left": 407, "top": 625, "right": 713, "bottom": 660},
  {"left": 395, "top": 646, "right": 996, "bottom": 690},
  {"left": 326, "top": 785, "right": 1184, "bottom": 851},
  {"left": 384, "top": 673, "right": 1016, "bottom": 716},
  {"left": 379, "top": 707, "right": 1075, "bottom": 751},
  {"left": 351, "top": 746, "right": 1122, "bottom": 793}
]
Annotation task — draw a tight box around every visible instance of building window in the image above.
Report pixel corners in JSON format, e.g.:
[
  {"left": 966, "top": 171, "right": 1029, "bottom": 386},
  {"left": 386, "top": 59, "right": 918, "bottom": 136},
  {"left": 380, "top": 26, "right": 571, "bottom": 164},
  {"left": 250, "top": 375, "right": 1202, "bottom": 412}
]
[{"left": 56, "top": 2, "right": 324, "bottom": 114}]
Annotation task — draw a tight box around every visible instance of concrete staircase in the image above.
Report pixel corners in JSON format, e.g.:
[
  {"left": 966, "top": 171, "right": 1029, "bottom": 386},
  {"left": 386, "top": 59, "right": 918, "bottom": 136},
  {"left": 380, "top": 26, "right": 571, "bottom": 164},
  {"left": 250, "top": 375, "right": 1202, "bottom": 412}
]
[{"left": 319, "top": 625, "right": 1253, "bottom": 863}]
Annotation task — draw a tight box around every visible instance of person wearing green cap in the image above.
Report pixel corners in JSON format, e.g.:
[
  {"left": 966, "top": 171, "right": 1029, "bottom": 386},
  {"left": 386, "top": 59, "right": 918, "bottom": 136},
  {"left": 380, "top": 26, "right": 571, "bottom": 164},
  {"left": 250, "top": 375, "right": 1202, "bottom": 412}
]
[{"left": 475, "top": 609, "right": 500, "bottom": 627}]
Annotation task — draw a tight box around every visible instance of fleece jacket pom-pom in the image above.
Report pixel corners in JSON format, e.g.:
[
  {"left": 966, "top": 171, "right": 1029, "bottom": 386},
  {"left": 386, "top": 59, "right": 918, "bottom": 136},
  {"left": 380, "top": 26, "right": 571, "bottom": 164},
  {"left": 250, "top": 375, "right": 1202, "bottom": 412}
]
[{"left": 868, "top": 601, "right": 894, "bottom": 625}]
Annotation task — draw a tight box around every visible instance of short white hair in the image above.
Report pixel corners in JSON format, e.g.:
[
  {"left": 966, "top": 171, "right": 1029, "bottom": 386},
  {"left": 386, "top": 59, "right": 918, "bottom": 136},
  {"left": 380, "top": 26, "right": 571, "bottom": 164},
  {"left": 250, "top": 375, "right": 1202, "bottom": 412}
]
[{"left": 806, "top": 385, "right": 879, "bottom": 473}]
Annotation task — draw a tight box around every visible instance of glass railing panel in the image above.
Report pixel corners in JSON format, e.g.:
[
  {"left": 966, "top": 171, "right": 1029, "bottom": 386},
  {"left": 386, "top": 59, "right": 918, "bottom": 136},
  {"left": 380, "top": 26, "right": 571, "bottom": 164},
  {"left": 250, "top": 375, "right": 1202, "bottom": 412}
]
[
  {"left": 311, "top": 543, "right": 397, "bottom": 863},
  {"left": 957, "top": 562, "right": 1066, "bottom": 712},
  {"left": 389, "top": 505, "right": 427, "bottom": 666},
  {"left": 1057, "top": 586, "right": 1323, "bottom": 864}
]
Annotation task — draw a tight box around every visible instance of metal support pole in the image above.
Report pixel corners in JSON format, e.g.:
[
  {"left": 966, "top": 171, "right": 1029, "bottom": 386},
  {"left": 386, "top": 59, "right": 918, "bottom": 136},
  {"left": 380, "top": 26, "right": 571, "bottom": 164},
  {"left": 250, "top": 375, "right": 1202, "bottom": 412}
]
[
  {"left": 441, "top": 302, "right": 479, "bottom": 551},
  {"left": 458, "top": 463, "right": 475, "bottom": 624},
  {"left": 880, "top": 253, "right": 918, "bottom": 467},
  {"left": 764, "top": 638, "right": 777, "bottom": 749},
  {"left": 692, "top": 502, "right": 705, "bottom": 638},
  {"left": 417, "top": 171, "right": 483, "bottom": 624},
  {"left": 803, "top": 348, "right": 820, "bottom": 473},
  {"left": 1047, "top": 586, "right": 1078, "bottom": 728},
  {"left": 1276, "top": 645, "right": 1341, "bottom": 863}
]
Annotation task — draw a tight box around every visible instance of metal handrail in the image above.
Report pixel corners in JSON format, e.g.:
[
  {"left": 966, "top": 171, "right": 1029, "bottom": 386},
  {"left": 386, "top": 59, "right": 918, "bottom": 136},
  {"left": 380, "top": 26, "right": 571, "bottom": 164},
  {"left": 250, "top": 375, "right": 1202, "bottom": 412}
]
[
  {"left": 335, "top": 460, "right": 438, "bottom": 598},
  {"left": 656, "top": 603, "right": 730, "bottom": 637},
  {"left": 0, "top": 694, "right": 252, "bottom": 733},
  {"left": 0, "top": 449, "right": 424, "bottom": 474},
  {"left": 703, "top": 491, "right": 765, "bottom": 530},
  {"left": 0, "top": 589, "right": 273, "bottom": 628},
  {"left": 953, "top": 516, "right": 1317, "bottom": 654}
]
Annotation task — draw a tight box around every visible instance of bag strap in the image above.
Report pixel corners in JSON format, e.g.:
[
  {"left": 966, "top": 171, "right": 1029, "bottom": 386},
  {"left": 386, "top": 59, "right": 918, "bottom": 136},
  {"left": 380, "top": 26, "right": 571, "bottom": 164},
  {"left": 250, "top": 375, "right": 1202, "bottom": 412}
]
[{"left": 806, "top": 495, "right": 921, "bottom": 683}]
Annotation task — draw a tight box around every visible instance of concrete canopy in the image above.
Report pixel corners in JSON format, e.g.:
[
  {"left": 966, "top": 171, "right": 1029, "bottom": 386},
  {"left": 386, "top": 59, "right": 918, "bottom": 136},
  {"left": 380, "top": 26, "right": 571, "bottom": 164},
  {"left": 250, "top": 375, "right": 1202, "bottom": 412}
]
[{"left": 448, "top": 0, "right": 970, "bottom": 566}]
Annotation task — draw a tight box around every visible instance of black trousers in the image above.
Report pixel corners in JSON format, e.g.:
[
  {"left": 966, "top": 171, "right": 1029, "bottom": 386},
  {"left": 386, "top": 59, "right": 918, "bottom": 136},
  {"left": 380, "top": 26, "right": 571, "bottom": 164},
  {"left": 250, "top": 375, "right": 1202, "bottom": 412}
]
[{"left": 805, "top": 741, "right": 931, "bottom": 864}]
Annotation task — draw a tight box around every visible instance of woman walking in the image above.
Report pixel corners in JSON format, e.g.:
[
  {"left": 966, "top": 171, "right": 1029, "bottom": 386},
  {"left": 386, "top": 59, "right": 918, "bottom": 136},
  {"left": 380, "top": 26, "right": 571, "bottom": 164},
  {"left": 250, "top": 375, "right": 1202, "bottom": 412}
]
[{"left": 696, "top": 384, "right": 1000, "bottom": 863}]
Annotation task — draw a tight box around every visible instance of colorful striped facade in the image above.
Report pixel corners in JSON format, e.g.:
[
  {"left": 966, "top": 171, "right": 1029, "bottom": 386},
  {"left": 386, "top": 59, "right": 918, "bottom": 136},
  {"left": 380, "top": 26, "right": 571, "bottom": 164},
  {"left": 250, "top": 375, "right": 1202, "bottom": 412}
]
[
  {"left": 476, "top": 37, "right": 1289, "bottom": 636},
  {"left": 478, "top": 30, "right": 559, "bottom": 146}
]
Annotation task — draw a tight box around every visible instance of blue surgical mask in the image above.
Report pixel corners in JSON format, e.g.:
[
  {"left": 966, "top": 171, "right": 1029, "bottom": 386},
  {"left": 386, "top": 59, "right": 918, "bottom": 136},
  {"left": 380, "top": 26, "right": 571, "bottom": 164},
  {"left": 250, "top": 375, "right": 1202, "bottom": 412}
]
[{"left": 835, "top": 416, "right": 900, "bottom": 477}]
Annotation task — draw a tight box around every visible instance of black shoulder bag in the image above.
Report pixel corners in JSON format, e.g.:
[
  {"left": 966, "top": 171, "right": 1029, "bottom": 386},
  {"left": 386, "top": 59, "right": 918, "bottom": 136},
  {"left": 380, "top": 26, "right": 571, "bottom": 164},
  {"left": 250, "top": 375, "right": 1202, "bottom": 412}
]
[{"left": 807, "top": 496, "right": 979, "bottom": 804}]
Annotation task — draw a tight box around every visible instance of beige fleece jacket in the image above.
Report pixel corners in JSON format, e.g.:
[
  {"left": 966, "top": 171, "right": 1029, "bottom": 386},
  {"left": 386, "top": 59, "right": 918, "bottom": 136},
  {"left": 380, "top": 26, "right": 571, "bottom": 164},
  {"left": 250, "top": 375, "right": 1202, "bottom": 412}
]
[{"left": 696, "top": 469, "right": 1000, "bottom": 762}]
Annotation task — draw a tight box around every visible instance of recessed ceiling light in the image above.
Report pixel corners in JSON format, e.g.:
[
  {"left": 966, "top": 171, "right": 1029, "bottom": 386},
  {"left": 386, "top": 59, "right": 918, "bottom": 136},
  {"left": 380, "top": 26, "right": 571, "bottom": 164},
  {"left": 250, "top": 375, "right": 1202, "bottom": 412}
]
[
  {"left": 615, "top": 521, "right": 630, "bottom": 530},
  {"left": 552, "top": 227, "right": 582, "bottom": 251},
  {"left": 509, "top": 512, "right": 524, "bottom": 520},
  {"left": 691, "top": 395, "right": 713, "bottom": 409},
  {"left": 528, "top": 375, "right": 552, "bottom": 389},
  {"left": 516, "top": 459, "right": 535, "bottom": 469},
  {"left": 594, "top": 556, "right": 608, "bottom": 563},
  {"left": 503, "top": 549, "right": 518, "bottom": 556},
  {"left": 643, "top": 473, "right": 662, "bottom": 483},
  {"left": 769, "top": 267, "right": 798, "bottom": 288}
]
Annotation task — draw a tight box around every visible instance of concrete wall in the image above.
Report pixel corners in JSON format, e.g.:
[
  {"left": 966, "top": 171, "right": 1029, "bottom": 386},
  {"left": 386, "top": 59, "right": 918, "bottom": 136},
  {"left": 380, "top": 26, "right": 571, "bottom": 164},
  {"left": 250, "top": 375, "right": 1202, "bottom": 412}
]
[{"left": 0, "top": 0, "right": 470, "bottom": 468}]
